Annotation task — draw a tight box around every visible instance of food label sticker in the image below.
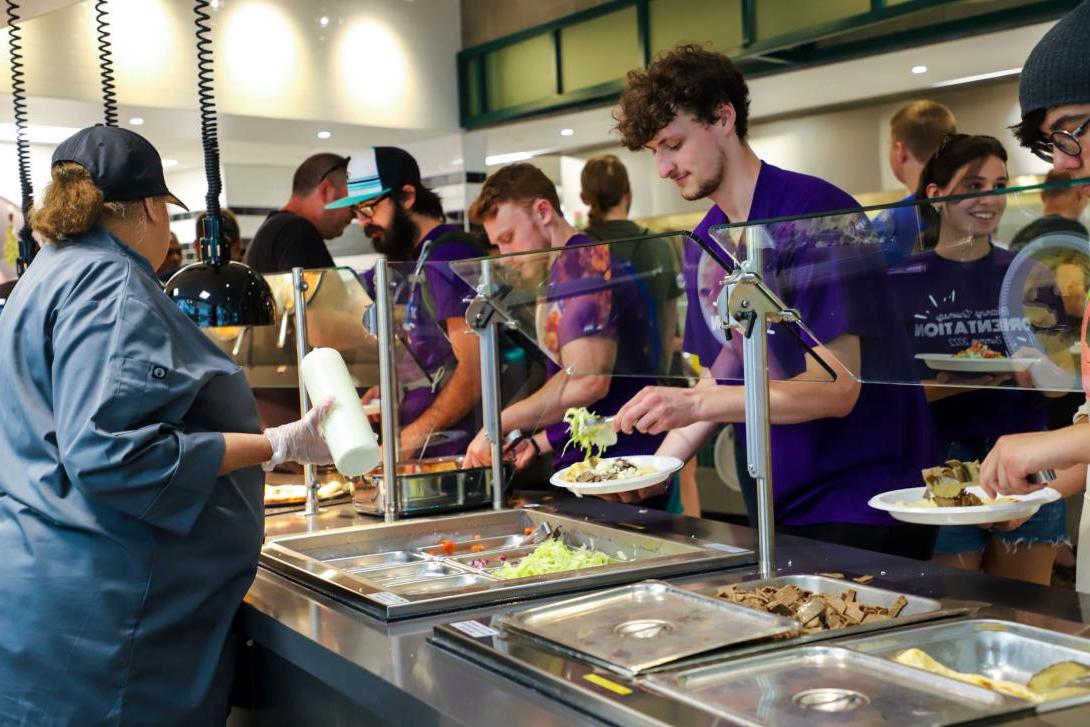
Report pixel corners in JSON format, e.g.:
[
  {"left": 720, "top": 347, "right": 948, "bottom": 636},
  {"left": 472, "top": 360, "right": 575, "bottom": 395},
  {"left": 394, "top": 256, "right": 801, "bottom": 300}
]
[
  {"left": 449, "top": 620, "right": 499, "bottom": 639},
  {"left": 706, "top": 542, "right": 744, "bottom": 553},
  {"left": 583, "top": 674, "right": 633, "bottom": 695},
  {"left": 367, "top": 591, "right": 410, "bottom": 606}
]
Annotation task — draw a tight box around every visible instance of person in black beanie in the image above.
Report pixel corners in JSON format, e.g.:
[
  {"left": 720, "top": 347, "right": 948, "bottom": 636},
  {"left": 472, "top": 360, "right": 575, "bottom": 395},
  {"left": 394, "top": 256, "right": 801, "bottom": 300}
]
[{"left": 981, "top": 0, "right": 1090, "bottom": 595}]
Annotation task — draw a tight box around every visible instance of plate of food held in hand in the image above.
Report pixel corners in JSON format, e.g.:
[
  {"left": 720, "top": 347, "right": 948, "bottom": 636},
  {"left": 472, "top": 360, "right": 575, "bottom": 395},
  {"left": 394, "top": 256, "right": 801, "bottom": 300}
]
[
  {"left": 916, "top": 340, "right": 1035, "bottom": 374},
  {"left": 549, "top": 407, "right": 683, "bottom": 495},
  {"left": 264, "top": 479, "right": 352, "bottom": 506},
  {"left": 868, "top": 459, "right": 1061, "bottom": 525}
]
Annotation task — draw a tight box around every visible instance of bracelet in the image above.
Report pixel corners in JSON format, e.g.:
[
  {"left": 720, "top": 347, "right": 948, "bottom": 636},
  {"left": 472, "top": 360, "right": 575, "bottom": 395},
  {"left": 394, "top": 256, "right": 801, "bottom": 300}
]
[{"left": 528, "top": 435, "right": 542, "bottom": 458}]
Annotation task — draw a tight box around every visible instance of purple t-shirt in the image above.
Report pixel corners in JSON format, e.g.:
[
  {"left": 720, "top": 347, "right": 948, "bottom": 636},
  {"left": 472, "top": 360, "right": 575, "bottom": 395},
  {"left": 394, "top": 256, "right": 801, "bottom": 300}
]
[
  {"left": 685, "top": 162, "right": 936, "bottom": 526},
  {"left": 889, "top": 246, "right": 1056, "bottom": 442},
  {"left": 543, "top": 234, "right": 665, "bottom": 468},
  {"left": 365, "top": 224, "right": 482, "bottom": 455}
]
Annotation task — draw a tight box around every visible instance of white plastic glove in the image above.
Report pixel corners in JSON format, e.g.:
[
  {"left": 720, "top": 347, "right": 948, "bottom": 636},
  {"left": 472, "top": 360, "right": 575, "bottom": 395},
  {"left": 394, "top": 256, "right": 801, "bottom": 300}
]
[{"left": 262, "top": 398, "right": 335, "bottom": 471}]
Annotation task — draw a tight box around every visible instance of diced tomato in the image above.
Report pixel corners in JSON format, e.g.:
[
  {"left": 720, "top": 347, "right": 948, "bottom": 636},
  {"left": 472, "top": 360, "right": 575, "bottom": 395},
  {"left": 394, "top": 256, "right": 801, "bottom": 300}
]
[
  {"left": 470, "top": 544, "right": 486, "bottom": 552},
  {"left": 439, "top": 539, "right": 455, "bottom": 556},
  {"left": 524, "top": 527, "right": 534, "bottom": 536}
]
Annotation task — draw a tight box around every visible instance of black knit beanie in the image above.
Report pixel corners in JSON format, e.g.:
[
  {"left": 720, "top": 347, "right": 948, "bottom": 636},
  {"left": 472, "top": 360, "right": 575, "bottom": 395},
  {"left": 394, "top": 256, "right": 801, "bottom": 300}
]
[{"left": 1020, "top": 1, "right": 1090, "bottom": 118}]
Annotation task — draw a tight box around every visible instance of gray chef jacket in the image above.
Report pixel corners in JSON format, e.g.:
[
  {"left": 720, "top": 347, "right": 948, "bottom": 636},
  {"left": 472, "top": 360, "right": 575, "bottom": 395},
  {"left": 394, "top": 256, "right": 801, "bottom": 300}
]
[{"left": 0, "top": 227, "right": 264, "bottom": 724}]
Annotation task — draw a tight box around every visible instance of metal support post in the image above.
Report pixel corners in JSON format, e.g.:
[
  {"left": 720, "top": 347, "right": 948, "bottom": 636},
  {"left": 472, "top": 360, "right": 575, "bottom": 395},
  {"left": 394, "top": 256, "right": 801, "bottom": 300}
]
[
  {"left": 292, "top": 267, "right": 319, "bottom": 518},
  {"left": 375, "top": 260, "right": 401, "bottom": 522},
  {"left": 478, "top": 261, "right": 505, "bottom": 510}
]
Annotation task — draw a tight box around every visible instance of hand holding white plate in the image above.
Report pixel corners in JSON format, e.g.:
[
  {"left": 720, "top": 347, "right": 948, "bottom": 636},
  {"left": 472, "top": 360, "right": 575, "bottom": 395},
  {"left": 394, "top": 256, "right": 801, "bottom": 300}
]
[
  {"left": 868, "top": 485, "right": 1060, "bottom": 526},
  {"left": 550, "top": 455, "right": 684, "bottom": 496}
]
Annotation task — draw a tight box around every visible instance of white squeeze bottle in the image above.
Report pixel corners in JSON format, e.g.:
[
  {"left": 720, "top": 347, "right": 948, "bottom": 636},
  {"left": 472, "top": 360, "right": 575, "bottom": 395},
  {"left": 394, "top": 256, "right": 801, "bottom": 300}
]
[{"left": 301, "top": 348, "right": 381, "bottom": 476}]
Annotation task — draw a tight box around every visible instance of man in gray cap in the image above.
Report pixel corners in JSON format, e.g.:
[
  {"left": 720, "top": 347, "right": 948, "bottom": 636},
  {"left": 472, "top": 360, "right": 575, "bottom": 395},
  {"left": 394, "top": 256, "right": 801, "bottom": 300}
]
[{"left": 981, "top": 0, "right": 1090, "bottom": 594}]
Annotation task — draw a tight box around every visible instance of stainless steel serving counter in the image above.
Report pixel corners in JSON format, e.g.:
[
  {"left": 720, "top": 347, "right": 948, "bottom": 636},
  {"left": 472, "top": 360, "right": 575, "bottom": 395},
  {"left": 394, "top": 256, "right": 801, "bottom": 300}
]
[{"left": 230, "top": 498, "right": 1090, "bottom": 726}]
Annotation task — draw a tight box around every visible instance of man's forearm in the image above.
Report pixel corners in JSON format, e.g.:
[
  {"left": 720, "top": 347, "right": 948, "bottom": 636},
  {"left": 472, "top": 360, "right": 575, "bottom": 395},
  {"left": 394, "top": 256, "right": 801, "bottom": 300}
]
[
  {"left": 499, "top": 372, "right": 607, "bottom": 434},
  {"left": 402, "top": 365, "right": 480, "bottom": 443}
]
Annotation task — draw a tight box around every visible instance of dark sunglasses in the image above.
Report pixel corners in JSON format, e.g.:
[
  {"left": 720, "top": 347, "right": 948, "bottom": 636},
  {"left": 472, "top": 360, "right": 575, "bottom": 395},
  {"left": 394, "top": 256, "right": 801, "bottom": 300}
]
[
  {"left": 318, "top": 156, "right": 350, "bottom": 183},
  {"left": 1031, "top": 117, "right": 1090, "bottom": 164}
]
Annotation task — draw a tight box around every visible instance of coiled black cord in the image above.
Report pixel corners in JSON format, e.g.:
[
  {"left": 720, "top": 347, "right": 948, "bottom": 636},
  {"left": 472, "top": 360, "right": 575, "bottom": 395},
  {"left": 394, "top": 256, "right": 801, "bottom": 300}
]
[
  {"left": 194, "top": 0, "right": 223, "bottom": 265},
  {"left": 95, "top": 0, "right": 117, "bottom": 126},
  {"left": 6, "top": 0, "right": 35, "bottom": 274}
]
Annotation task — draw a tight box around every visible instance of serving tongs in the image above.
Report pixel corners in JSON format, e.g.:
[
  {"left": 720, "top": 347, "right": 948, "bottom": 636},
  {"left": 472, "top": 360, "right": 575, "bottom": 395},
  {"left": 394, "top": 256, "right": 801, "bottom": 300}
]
[
  {"left": 570, "top": 414, "right": 618, "bottom": 449},
  {"left": 519, "top": 522, "right": 562, "bottom": 547}
]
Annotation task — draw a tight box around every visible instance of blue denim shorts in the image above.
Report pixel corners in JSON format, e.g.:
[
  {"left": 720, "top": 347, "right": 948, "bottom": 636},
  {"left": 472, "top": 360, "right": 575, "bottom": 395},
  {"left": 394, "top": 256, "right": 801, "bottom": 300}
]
[
  {"left": 933, "top": 438, "right": 1069, "bottom": 555},
  {"left": 933, "top": 498, "right": 1069, "bottom": 555}
]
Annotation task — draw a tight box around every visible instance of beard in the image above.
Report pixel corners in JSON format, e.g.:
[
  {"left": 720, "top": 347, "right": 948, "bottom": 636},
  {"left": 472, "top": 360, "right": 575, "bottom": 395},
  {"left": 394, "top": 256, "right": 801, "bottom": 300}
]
[
  {"left": 367, "top": 202, "right": 419, "bottom": 262},
  {"left": 680, "top": 155, "right": 726, "bottom": 201}
]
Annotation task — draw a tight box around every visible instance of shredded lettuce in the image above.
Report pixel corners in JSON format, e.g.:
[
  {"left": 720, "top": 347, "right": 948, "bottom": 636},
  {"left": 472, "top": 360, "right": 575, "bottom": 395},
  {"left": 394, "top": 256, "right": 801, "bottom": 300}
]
[
  {"left": 493, "top": 539, "right": 613, "bottom": 579},
  {"left": 563, "top": 407, "right": 615, "bottom": 461}
]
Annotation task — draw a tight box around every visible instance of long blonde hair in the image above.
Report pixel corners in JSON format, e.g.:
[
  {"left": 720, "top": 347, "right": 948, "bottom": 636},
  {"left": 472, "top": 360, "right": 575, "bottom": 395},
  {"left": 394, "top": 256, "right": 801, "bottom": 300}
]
[{"left": 29, "top": 162, "right": 140, "bottom": 242}]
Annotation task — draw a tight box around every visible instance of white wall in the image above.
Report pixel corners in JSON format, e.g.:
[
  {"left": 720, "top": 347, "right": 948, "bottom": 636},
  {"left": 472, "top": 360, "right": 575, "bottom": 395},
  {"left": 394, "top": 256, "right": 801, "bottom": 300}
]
[{"left": 1, "top": 0, "right": 463, "bottom": 132}]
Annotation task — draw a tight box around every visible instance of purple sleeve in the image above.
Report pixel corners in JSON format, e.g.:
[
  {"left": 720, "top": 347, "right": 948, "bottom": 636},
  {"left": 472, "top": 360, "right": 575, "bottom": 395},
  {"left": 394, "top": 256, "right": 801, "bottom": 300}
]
[
  {"left": 423, "top": 241, "right": 478, "bottom": 322},
  {"left": 551, "top": 245, "right": 617, "bottom": 350}
]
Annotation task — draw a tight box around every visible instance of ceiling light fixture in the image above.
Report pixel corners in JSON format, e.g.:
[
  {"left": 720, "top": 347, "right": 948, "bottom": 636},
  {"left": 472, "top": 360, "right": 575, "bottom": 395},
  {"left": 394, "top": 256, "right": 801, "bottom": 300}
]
[
  {"left": 911, "top": 65, "right": 928, "bottom": 75},
  {"left": 317, "top": 130, "right": 331, "bottom": 139},
  {"left": 560, "top": 128, "right": 574, "bottom": 137},
  {"left": 931, "top": 67, "right": 1021, "bottom": 89},
  {"left": 129, "top": 117, "right": 144, "bottom": 126},
  {"left": 0, "top": 123, "right": 81, "bottom": 144},
  {"left": 485, "top": 150, "right": 540, "bottom": 166},
  {"left": 319, "top": 16, "right": 330, "bottom": 28}
]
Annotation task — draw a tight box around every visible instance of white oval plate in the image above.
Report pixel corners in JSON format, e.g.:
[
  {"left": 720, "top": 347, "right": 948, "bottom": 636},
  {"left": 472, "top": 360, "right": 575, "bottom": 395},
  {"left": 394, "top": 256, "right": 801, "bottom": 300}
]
[
  {"left": 361, "top": 401, "right": 381, "bottom": 417},
  {"left": 915, "top": 353, "right": 1035, "bottom": 374},
  {"left": 868, "top": 485, "right": 1061, "bottom": 525},
  {"left": 550, "top": 455, "right": 684, "bottom": 496}
]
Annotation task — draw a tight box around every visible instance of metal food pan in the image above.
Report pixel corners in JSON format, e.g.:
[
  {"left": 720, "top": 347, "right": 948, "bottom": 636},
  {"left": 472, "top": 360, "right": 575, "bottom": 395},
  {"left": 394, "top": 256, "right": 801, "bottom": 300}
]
[
  {"left": 417, "top": 533, "right": 532, "bottom": 557},
  {"left": 325, "top": 550, "right": 429, "bottom": 573},
  {"left": 843, "top": 619, "right": 1090, "bottom": 698},
  {"left": 449, "top": 546, "right": 538, "bottom": 572},
  {"left": 500, "top": 581, "right": 797, "bottom": 676},
  {"left": 644, "top": 645, "right": 1021, "bottom": 726},
  {"left": 391, "top": 573, "right": 495, "bottom": 596},
  {"left": 360, "top": 561, "right": 465, "bottom": 586},
  {"left": 731, "top": 574, "right": 942, "bottom": 617}
]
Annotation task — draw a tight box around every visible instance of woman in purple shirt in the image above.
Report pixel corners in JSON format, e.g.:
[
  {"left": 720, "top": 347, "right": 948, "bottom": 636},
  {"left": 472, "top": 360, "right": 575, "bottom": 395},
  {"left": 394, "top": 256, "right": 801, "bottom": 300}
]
[{"left": 890, "top": 134, "right": 1068, "bottom": 584}]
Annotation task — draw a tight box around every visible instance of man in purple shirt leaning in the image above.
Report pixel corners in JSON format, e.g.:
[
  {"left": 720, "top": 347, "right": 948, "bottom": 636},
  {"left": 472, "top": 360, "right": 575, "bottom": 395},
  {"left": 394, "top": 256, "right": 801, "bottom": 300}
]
[
  {"left": 611, "top": 44, "right": 938, "bottom": 558},
  {"left": 328, "top": 147, "right": 484, "bottom": 458},
  {"left": 461, "top": 164, "right": 667, "bottom": 502}
]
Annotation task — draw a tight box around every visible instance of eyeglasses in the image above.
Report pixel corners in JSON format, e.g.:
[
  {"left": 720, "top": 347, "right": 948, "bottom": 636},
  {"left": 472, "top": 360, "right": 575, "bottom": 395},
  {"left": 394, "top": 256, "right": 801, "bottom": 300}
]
[
  {"left": 318, "top": 156, "right": 350, "bottom": 183},
  {"left": 1031, "top": 117, "right": 1090, "bottom": 163},
  {"left": 355, "top": 193, "right": 390, "bottom": 218}
]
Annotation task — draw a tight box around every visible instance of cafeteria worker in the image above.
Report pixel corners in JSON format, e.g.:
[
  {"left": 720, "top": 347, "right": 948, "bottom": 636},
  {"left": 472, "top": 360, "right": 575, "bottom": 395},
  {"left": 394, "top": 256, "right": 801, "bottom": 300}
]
[{"left": 0, "top": 126, "right": 331, "bottom": 724}]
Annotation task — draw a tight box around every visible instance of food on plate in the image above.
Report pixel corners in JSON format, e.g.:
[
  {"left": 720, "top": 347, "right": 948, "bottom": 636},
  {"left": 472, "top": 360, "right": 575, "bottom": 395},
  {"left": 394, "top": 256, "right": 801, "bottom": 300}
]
[
  {"left": 492, "top": 539, "right": 614, "bottom": 579},
  {"left": 564, "top": 406, "right": 617, "bottom": 458},
  {"left": 716, "top": 581, "right": 907, "bottom": 634},
  {"left": 923, "top": 459, "right": 984, "bottom": 506},
  {"left": 263, "top": 480, "right": 349, "bottom": 506},
  {"left": 562, "top": 456, "right": 655, "bottom": 483},
  {"left": 953, "top": 339, "right": 1004, "bottom": 359},
  {"left": 894, "top": 650, "right": 1090, "bottom": 702},
  {"left": 903, "top": 459, "right": 1016, "bottom": 507}
]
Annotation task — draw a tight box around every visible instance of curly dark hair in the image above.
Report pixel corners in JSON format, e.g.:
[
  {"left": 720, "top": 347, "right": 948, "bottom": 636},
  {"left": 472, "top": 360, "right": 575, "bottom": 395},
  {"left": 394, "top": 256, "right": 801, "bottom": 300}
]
[
  {"left": 614, "top": 44, "right": 750, "bottom": 151},
  {"left": 1010, "top": 107, "right": 1047, "bottom": 150}
]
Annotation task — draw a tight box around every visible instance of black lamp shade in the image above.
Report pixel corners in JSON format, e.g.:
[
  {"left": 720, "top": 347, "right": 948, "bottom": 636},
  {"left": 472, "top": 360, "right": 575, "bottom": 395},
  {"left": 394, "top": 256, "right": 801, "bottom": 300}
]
[{"left": 165, "top": 260, "right": 276, "bottom": 327}]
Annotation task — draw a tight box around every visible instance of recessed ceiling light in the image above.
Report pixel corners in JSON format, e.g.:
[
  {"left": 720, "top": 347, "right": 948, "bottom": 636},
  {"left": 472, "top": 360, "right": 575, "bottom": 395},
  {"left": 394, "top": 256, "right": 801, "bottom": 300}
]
[
  {"left": 318, "top": 16, "right": 329, "bottom": 27},
  {"left": 210, "top": 0, "right": 220, "bottom": 9},
  {"left": 129, "top": 117, "right": 144, "bottom": 126},
  {"left": 161, "top": 159, "right": 178, "bottom": 168},
  {"left": 317, "top": 130, "right": 331, "bottom": 140},
  {"left": 560, "top": 128, "right": 574, "bottom": 137},
  {"left": 912, "top": 65, "right": 928, "bottom": 75}
]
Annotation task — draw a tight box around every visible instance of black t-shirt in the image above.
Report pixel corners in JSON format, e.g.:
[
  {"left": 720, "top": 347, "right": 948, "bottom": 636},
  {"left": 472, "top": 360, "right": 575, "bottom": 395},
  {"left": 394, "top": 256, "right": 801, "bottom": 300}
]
[{"left": 244, "top": 210, "right": 335, "bottom": 273}]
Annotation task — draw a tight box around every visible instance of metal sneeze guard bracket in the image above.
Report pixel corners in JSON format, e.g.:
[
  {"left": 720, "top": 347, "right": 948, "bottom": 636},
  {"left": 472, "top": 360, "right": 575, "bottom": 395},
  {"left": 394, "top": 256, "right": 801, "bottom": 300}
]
[
  {"left": 714, "top": 256, "right": 835, "bottom": 578},
  {"left": 465, "top": 260, "right": 513, "bottom": 511}
]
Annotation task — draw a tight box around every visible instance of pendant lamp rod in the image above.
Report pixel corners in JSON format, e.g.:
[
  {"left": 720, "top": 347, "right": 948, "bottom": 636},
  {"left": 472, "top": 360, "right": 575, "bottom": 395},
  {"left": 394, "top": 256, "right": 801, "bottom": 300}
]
[
  {"left": 194, "top": 0, "right": 225, "bottom": 267},
  {"left": 5, "top": 0, "right": 36, "bottom": 275},
  {"left": 94, "top": 0, "right": 118, "bottom": 127}
]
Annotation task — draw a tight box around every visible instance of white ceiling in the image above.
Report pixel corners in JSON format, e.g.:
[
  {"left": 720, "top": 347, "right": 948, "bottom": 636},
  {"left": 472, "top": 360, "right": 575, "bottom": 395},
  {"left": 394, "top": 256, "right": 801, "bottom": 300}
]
[{"left": 0, "top": 10, "right": 1059, "bottom": 179}]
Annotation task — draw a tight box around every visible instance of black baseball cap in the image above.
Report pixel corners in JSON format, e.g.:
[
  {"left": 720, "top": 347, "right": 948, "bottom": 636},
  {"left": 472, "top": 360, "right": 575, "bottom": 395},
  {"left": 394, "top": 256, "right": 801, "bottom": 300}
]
[
  {"left": 326, "top": 146, "right": 422, "bottom": 209},
  {"left": 52, "top": 125, "right": 188, "bottom": 210}
]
